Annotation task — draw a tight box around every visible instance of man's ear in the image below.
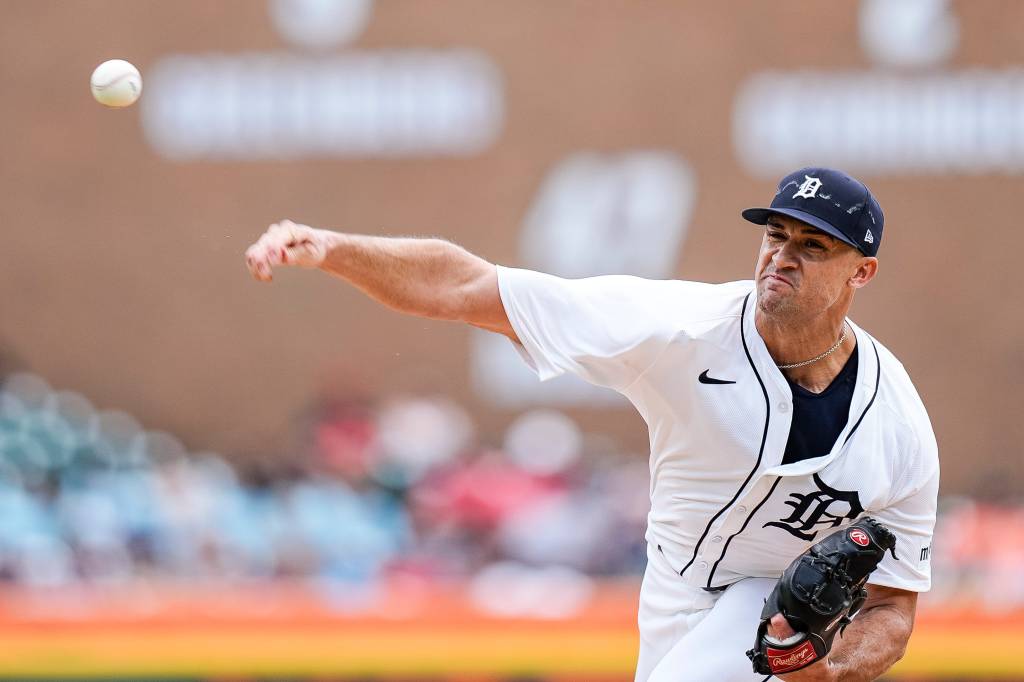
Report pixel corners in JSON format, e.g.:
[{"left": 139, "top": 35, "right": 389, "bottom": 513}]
[{"left": 849, "top": 257, "right": 879, "bottom": 289}]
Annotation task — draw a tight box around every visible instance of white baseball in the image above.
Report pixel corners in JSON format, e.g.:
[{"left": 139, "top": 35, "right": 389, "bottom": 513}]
[{"left": 90, "top": 59, "right": 142, "bottom": 108}]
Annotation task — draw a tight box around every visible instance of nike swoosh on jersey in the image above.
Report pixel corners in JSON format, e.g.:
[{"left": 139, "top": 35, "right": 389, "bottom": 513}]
[{"left": 698, "top": 370, "right": 737, "bottom": 385}]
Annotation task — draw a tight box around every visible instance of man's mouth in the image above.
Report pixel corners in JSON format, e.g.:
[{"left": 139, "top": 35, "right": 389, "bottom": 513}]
[{"left": 763, "top": 273, "right": 793, "bottom": 287}]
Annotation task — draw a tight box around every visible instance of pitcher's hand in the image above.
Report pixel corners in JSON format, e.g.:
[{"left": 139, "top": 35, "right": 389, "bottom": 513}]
[{"left": 245, "top": 219, "right": 329, "bottom": 281}]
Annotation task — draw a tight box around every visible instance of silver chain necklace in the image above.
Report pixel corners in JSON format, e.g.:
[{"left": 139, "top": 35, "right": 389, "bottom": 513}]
[{"left": 776, "top": 322, "right": 849, "bottom": 370}]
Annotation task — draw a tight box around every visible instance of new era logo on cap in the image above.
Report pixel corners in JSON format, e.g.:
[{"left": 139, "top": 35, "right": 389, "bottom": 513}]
[{"left": 741, "top": 167, "right": 884, "bottom": 257}]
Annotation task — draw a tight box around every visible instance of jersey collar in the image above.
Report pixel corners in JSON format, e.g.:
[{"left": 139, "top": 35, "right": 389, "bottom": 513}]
[{"left": 742, "top": 291, "right": 881, "bottom": 476}]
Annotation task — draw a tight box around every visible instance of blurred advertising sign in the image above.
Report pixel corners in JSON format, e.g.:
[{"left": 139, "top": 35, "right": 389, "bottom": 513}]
[
  {"left": 472, "top": 152, "right": 695, "bottom": 407},
  {"left": 142, "top": 52, "right": 502, "bottom": 160},
  {"left": 734, "top": 0, "right": 1024, "bottom": 176},
  {"left": 733, "top": 70, "right": 1024, "bottom": 176},
  {"left": 140, "top": 0, "right": 503, "bottom": 159}
]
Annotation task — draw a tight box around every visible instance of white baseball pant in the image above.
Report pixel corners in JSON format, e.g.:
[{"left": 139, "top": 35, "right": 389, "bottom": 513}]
[{"left": 635, "top": 542, "right": 777, "bottom": 682}]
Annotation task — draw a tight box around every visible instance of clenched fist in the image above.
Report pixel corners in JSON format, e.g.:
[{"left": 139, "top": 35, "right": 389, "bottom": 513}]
[{"left": 245, "top": 220, "right": 329, "bottom": 281}]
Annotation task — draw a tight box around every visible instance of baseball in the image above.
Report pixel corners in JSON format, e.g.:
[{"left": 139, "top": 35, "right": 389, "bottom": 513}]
[{"left": 90, "top": 59, "right": 142, "bottom": 108}]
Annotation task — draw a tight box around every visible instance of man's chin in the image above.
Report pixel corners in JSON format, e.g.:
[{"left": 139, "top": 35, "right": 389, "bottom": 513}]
[{"left": 756, "top": 285, "right": 793, "bottom": 315}]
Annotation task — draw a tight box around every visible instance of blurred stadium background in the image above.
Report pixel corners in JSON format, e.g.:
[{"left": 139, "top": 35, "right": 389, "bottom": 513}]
[{"left": 1, "top": 0, "right": 1022, "bottom": 680}]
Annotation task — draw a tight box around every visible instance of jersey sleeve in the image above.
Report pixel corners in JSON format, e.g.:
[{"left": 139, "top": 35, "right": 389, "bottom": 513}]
[
  {"left": 867, "top": 431, "right": 940, "bottom": 592},
  {"left": 495, "top": 265, "right": 680, "bottom": 392}
]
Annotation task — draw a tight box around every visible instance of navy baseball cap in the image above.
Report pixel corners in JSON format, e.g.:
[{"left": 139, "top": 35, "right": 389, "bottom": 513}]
[{"left": 742, "top": 168, "right": 883, "bottom": 257}]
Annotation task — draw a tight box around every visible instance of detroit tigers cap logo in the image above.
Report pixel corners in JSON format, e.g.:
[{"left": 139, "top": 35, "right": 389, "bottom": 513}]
[
  {"left": 849, "top": 528, "right": 870, "bottom": 547},
  {"left": 792, "top": 175, "right": 823, "bottom": 199}
]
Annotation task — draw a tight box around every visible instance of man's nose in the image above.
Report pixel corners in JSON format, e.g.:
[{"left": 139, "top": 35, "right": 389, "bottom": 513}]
[{"left": 772, "top": 241, "right": 799, "bottom": 269}]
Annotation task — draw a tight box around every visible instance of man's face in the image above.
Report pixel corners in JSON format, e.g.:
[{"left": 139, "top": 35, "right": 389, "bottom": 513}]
[{"left": 754, "top": 214, "right": 877, "bottom": 320}]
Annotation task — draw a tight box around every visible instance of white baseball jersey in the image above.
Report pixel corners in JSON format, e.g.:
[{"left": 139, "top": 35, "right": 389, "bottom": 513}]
[{"left": 496, "top": 266, "right": 939, "bottom": 593}]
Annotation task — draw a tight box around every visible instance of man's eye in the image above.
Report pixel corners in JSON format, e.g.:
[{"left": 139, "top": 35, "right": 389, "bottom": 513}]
[
  {"left": 806, "top": 241, "right": 825, "bottom": 250},
  {"left": 768, "top": 232, "right": 784, "bottom": 240}
]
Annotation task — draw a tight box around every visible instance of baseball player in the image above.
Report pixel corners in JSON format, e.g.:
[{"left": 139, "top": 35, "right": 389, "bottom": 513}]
[{"left": 245, "top": 167, "right": 938, "bottom": 681}]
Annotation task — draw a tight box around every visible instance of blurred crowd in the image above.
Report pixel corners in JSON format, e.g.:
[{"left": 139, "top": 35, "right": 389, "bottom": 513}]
[
  {"left": 0, "top": 371, "right": 1019, "bottom": 612},
  {"left": 0, "top": 372, "right": 648, "bottom": 599}
]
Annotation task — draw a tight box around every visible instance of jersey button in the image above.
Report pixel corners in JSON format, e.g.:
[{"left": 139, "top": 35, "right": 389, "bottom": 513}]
[
  {"left": 737, "top": 505, "right": 747, "bottom": 513},
  {"left": 698, "top": 561, "right": 709, "bottom": 570},
  {"left": 712, "top": 535, "right": 723, "bottom": 543},
  {"left": 778, "top": 402, "right": 790, "bottom": 413}
]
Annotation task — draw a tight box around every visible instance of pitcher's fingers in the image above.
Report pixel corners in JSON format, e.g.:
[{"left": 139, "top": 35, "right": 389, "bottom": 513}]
[
  {"left": 286, "top": 241, "right": 315, "bottom": 263},
  {"left": 245, "top": 255, "right": 265, "bottom": 280},
  {"left": 254, "top": 233, "right": 287, "bottom": 265},
  {"left": 279, "top": 222, "right": 304, "bottom": 247},
  {"left": 245, "top": 246, "right": 263, "bottom": 274},
  {"left": 249, "top": 238, "right": 281, "bottom": 269},
  {"left": 246, "top": 252, "right": 270, "bottom": 279},
  {"left": 256, "top": 261, "right": 273, "bottom": 281},
  {"left": 246, "top": 245, "right": 267, "bottom": 270},
  {"left": 266, "top": 245, "right": 284, "bottom": 267}
]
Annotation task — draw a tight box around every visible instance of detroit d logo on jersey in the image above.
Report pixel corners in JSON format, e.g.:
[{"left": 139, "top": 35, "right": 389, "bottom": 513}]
[{"left": 764, "top": 473, "right": 864, "bottom": 541}]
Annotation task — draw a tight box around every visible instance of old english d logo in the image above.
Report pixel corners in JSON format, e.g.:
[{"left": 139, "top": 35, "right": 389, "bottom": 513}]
[
  {"left": 764, "top": 473, "right": 864, "bottom": 541},
  {"left": 792, "top": 175, "right": 823, "bottom": 199}
]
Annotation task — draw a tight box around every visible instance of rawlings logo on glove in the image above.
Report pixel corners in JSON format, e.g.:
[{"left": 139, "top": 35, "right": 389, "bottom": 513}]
[{"left": 746, "top": 517, "right": 898, "bottom": 676}]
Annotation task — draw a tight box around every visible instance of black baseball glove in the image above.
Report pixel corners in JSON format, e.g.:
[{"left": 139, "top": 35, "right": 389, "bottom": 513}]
[{"left": 746, "top": 517, "right": 897, "bottom": 676}]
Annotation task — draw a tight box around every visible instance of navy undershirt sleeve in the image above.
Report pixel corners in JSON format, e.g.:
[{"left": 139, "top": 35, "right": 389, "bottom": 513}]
[{"left": 782, "top": 345, "right": 859, "bottom": 465}]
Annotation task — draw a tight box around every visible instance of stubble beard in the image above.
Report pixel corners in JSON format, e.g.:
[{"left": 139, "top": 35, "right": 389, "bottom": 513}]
[
  {"left": 757, "top": 280, "right": 810, "bottom": 325},
  {"left": 757, "top": 280, "right": 793, "bottom": 315}
]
